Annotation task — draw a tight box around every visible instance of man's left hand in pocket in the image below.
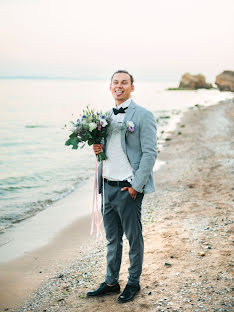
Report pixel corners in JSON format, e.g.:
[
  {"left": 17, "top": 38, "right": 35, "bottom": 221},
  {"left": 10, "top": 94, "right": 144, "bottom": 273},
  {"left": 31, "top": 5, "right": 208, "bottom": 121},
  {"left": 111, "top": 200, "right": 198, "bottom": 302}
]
[{"left": 121, "top": 187, "right": 138, "bottom": 200}]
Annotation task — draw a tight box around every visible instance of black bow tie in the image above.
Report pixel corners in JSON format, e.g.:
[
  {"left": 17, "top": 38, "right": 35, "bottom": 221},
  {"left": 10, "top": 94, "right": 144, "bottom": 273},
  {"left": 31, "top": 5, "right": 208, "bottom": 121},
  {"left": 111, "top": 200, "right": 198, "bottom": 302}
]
[{"left": 113, "top": 107, "right": 128, "bottom": 115}]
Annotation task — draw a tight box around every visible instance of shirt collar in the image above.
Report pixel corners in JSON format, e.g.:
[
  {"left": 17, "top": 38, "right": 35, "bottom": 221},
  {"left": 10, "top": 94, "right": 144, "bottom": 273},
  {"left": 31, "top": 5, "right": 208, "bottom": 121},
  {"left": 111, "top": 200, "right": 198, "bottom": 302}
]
[{"left": 115, "top": 98, "right": 132, "bottom": 109}]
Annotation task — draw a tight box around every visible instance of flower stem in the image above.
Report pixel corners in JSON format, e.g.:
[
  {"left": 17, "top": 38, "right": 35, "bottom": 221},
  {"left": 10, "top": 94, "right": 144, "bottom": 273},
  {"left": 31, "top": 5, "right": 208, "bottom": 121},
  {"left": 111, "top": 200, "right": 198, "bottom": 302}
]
[{"left": 98, "top": 152, "right": 107, "bottom": 162}]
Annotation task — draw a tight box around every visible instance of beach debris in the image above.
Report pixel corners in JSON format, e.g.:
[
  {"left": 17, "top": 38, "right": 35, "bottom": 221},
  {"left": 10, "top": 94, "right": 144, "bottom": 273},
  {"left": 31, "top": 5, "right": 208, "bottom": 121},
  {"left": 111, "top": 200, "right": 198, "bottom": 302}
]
[
  {"left": 172, "top": 109, "right": 181, "bottom": 115},
  {"left": 199, "top": 252, "right": 206, "bottom": 257},
  {"left": 177, "top": 131, "right": 182, "bottom": 135},
  {"left": 164, "top": 262, "right": 172, "bottom": 267},
  {"left": 187, "top": 184, "right": 195, "bottom": 188},
  {"left": 58, "top": 273, "right": 64, "bottom": 279},
  {"left": 165, "top": 138, "right": 172, "bottom": 141},
  {"left": 194, "top": 104, "right": 203, "bottom": 109},
  {"left": 159, "top": 115, "right": 171, "bottom": 119}
]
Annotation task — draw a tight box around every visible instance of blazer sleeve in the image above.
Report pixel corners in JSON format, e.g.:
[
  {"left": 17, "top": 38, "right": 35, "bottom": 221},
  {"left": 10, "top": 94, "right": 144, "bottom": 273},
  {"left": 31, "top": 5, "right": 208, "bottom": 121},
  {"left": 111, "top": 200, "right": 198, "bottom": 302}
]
[{"left": 130, "top": 110, "right": 157, "bottom": 193}]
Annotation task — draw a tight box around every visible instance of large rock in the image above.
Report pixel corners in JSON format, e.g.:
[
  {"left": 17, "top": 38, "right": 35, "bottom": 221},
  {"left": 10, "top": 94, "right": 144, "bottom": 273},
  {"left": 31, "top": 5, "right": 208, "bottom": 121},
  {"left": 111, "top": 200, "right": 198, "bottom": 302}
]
[
  {"left": 179, "top": 73, "right": 212, "bottom": 90},
  {"left": 215, "top": 71, "right": 234, "bottom": 92}
]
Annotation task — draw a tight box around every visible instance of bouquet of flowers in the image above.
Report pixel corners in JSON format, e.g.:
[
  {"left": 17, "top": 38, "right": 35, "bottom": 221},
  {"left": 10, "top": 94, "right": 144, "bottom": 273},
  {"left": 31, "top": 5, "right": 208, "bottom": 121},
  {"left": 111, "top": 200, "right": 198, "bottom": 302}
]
[{"left": 65, "top": 106, "right": 111, "bottom": 161}]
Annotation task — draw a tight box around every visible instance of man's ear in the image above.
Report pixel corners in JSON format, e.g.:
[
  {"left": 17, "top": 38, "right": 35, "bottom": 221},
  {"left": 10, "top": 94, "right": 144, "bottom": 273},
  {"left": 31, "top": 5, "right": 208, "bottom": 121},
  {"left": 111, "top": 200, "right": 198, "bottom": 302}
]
[{"left": 131, "top": 85, "right": 135, "bottom": 92}]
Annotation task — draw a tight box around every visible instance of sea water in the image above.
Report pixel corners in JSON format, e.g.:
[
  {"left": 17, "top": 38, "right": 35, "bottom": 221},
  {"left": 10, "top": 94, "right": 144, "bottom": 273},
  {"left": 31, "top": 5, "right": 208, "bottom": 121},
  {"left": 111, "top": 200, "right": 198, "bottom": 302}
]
[{"left": 0, "top": 79, "right": 232, "bottom": 235}]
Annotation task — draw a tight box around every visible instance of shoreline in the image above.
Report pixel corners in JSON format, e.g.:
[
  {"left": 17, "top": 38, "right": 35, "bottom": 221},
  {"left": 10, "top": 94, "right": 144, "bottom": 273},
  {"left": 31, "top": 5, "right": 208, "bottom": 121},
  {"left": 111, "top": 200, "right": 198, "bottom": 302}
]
[
  {"left": 0, "top": 98, "right": 233, "bottom": 311},
  {"left": 0, "top": 175, "right": 96, "bottom": 264}
]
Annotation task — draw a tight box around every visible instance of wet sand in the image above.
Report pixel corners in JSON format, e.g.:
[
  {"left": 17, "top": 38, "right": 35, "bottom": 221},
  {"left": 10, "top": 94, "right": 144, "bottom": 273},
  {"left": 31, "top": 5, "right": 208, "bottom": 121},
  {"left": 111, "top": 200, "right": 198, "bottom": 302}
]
[
  {"left": 1, "top": 99, "right": 233, "bottom": 312},
  {"left": 0, "top": 215, "right": 97, "bottom": 310}
]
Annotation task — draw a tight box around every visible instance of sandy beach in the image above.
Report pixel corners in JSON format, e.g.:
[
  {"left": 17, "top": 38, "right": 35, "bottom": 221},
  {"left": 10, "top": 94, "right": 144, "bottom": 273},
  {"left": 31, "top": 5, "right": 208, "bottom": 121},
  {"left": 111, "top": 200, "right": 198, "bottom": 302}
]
[{"left": 0, "top": 99, "right": 233, "bottom": 312}]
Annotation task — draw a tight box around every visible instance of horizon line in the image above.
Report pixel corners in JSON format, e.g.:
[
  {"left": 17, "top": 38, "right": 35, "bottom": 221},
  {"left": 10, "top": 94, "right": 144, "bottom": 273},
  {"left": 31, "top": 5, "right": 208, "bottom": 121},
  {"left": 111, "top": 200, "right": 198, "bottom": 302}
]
[
  {"left": 0, "top": 75, "right": 104, "bottom": 80},
  {"left": 0, "top": 75, "right": 179, "bottom": 82}
]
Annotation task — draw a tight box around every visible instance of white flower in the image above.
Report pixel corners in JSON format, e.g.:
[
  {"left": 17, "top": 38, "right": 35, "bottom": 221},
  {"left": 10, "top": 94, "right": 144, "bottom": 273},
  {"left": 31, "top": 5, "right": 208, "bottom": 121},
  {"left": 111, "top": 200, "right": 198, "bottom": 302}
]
[
  {"left": 89, "top": 122, "right": 97, "bottom": 132},
  {"left": 100, "top": 119, "right": 108, "bottom": 127},
  {"left": 126, "top": 120, "right": 135, "bottom": 133},
  {"left": 71, "top": 126, "right": 78, "bottom": 133},
  {"left": 126, "top": 121, "right": 134, "bottom": 128}
]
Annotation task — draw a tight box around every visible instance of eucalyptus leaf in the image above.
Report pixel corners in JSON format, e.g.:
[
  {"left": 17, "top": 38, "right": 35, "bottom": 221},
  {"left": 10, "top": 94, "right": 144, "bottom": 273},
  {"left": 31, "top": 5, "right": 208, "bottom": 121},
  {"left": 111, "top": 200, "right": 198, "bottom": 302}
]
[
  {"left": 69, "top": 132, "right": 78, "bottom": 138},
  {"left": 65, "top": 139, "right": 71, "bottom": 146}
]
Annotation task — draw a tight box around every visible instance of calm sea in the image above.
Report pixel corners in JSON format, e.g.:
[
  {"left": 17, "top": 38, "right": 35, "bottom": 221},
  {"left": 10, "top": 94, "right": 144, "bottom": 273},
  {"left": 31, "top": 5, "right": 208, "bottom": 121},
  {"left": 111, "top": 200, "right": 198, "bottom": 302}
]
[{"left": 0, "top": 79, "right": 232, "bottom": 234}]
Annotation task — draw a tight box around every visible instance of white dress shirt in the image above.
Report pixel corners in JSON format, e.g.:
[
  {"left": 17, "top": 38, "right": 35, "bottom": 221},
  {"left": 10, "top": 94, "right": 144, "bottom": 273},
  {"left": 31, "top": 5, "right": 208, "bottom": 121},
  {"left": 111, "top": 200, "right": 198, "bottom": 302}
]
[{"left": 103, "top": 98, "right": 133, "bottom": 181}]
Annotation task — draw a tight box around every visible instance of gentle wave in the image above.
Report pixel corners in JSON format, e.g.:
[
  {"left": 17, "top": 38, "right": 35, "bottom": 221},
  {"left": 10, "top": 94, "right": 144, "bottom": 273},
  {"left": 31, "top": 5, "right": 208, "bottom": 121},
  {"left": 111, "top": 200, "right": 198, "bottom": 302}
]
[
  {"left": 0, "top": 182, "right": 82, "bottom": 233},
  {"left": 0, "top": 174, "right": 46, "bottom": 186},
  {"left": 0, "top": 185, "right": 39, "bottom": 192}
]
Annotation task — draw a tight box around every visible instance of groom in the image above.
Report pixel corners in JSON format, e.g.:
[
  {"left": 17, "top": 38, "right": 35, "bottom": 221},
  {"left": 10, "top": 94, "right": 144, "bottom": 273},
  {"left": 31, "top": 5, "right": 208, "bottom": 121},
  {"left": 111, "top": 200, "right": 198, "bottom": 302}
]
[{"left": 87, "top": 70, "right": 157, "bottom": 303}]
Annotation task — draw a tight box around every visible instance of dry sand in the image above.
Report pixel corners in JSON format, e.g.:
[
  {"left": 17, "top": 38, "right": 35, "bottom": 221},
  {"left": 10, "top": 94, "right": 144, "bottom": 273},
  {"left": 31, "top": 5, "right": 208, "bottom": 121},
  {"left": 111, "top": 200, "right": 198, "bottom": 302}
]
[{"left": 1, "top": 99, "right": 233, "bottom": 312}]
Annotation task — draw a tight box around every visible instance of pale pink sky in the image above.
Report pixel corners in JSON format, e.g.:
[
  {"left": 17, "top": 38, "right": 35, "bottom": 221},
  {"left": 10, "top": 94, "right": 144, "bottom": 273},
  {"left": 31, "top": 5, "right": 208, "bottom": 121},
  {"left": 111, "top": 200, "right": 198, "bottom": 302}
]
[{"left": 0, "top": 0, "right": 233, "bottom": 81}]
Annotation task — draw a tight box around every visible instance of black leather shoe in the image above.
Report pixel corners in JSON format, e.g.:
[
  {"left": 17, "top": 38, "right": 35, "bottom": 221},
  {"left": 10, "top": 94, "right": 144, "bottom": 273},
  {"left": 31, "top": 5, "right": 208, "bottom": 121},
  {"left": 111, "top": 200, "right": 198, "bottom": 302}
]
[
  {"left": 117, "top": 284, "right": 140, "bottom": 303},
  {"left": 87, "top": 282, "right": 120, "bottom": 297}
]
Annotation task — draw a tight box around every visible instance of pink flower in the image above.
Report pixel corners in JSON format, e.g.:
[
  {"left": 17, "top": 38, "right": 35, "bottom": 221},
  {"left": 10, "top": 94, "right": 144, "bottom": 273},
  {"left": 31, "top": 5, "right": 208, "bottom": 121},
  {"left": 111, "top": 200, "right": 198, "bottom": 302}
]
[{"left": 98, "top": 126, "right": 101, "bottom": 131}]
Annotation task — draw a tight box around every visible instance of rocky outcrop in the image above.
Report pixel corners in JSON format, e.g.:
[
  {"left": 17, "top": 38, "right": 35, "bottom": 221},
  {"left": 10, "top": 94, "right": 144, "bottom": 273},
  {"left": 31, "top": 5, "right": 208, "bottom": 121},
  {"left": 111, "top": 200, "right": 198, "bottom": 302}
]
[
  {"left": 215, "top": 71, "right": 234, "bottom": 92},
  {"left": 179, "top": 73, "right": 212, "bottom": 90}
]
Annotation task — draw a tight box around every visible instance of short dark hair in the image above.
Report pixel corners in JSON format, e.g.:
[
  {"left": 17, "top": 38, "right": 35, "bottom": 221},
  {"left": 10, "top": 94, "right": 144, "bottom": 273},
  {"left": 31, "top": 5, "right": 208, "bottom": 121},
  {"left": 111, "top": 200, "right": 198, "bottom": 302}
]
[{"left": 111, "top": 70, "right": 134, "bottom": 85}]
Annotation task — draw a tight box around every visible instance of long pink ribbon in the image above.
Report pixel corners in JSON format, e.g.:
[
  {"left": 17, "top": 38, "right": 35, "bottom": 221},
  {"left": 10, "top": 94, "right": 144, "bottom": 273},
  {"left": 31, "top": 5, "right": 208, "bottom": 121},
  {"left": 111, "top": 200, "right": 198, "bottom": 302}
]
[{"left": 90, "top": 158, "right": 105, "bottom": 238}]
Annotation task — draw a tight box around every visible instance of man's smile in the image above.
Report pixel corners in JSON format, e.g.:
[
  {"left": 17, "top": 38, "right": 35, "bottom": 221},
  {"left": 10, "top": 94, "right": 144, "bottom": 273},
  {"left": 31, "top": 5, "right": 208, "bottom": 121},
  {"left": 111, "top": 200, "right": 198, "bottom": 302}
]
[{"left": 115, "top": 90, "right": 124, "bottom": 96}]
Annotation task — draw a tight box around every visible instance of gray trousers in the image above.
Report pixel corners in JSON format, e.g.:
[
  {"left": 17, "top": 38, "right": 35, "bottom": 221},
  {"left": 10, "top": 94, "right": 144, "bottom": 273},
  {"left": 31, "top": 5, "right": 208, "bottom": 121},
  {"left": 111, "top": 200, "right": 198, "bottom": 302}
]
[{"left": 102, "top": 181, "right": 144, "bottom": 287}]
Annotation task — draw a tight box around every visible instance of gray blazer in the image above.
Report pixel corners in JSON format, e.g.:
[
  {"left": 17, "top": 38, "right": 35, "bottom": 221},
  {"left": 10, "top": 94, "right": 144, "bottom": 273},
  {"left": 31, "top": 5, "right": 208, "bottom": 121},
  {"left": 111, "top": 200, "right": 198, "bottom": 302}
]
[{"left": 98, "top": 100, "right": 157, "bottom": 194}]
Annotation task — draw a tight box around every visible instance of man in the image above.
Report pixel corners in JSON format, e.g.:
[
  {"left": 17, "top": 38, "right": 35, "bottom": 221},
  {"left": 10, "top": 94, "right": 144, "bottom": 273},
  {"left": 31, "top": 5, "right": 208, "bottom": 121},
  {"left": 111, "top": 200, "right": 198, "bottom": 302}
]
[{"left": 87, "top": 70, "right": 157, "bottom": 303}]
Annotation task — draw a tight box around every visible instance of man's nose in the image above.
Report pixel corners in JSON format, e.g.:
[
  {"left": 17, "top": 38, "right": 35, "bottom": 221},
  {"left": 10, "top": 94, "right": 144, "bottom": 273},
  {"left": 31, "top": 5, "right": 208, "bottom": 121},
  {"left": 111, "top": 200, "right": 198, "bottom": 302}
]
[{"left": 116, "top": 83, "right": 123, "bottom": 88}]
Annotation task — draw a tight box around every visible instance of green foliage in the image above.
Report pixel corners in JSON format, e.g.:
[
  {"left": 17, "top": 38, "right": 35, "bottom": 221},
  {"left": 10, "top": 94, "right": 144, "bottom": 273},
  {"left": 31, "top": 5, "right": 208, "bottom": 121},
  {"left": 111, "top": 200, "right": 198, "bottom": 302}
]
[{"left": 166, "top": 87, "right": 191, "bottom": 91}]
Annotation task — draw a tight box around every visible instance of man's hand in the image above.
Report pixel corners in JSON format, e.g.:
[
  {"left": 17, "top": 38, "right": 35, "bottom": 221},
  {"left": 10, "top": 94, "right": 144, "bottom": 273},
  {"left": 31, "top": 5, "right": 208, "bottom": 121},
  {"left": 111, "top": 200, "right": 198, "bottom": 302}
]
[
  {"left": 93, "top": 144, "right": 104, "bottom": 156},
  {"left": 121, "top": 186, "right": 138, "bottom": 200}
]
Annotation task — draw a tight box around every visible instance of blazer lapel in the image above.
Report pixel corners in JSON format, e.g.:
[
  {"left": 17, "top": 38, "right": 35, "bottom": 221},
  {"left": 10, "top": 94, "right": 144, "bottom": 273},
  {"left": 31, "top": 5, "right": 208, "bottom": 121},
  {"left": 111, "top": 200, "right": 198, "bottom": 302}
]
[{"left": 121, "top": 100, "right": 136, "bottom": 154}]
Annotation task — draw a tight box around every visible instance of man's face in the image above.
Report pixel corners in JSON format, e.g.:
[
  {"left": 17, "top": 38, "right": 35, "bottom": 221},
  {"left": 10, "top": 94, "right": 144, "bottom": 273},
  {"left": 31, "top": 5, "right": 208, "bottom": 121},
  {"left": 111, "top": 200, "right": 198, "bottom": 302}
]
[{"left": 110, "top": 73, "right": 134, "bottom": 105}]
